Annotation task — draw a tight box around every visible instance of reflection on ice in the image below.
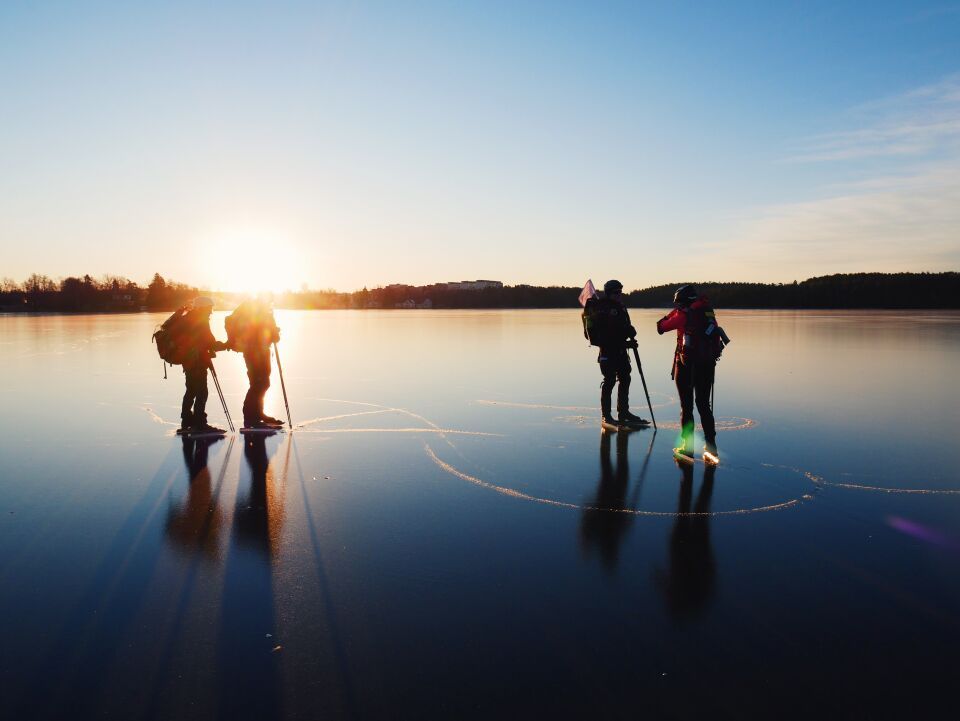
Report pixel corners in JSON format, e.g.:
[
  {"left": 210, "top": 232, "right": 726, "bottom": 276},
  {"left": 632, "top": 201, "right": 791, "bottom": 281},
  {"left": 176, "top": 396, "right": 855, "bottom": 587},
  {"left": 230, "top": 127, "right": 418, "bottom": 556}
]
[
  {"left": 654, "top": 461, "right": 717, "bottom": 620},
  {"left": 165, "top": 436, "right": 230, "bottom": 561},
  {"left": 580, "top": 431, "right": 653, "bottom": 569}
]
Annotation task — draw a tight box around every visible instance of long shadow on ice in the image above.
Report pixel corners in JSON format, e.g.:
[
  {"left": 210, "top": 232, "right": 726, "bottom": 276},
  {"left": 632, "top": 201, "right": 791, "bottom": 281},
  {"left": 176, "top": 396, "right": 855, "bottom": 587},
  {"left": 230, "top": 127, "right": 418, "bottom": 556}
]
[
  {"left": 10, "top": 441, "right": 189, "bottom": 720},
  {"left": 654, "top": 460, "right": 717, "bottom": 620},
  {"left": 579, "top": 429, "right": 654, "bottom": 570},
  {"left": 216, "top": 431, "right": 284, "bottom": 720}
]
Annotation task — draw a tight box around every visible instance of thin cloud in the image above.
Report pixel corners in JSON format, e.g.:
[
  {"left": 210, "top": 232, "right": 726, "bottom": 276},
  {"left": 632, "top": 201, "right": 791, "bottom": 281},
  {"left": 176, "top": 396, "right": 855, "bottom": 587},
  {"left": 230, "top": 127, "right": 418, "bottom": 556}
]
[
  {"left": 737, "top": 166, "right": 960, "bottom": 270},
  {"left": 790, "top": 75, "right": 960, "bottom": 163},
  {"left": 725, "top": 76, "right": 960, "bottom": 278}
]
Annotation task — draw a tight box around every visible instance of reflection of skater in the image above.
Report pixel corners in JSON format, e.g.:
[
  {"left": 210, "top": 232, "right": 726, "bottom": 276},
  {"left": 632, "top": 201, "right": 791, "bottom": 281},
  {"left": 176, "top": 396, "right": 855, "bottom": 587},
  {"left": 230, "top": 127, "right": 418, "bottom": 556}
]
[
  {"left": 218, "top": 431, "right": 284, "bottom": 717},
  {"left": 580, "top": 430, "right": 643, "bottom": 569},
  {"left": 656, "top": 285, "right": 727, "bottom": 462},
  {"left": 236, "top": 431, "right": 284, "bottom": 557},
  {"left": 654, "top": 460, "right": 717, "bottom": 620},
  {"left": 165, "top": 436, "right": 226, "bottom": 558}
]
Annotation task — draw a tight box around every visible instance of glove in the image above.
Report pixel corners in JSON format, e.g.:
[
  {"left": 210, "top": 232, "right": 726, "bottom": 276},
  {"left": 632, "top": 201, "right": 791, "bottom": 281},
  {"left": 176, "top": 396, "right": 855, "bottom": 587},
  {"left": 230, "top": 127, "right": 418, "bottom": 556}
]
[
  {"left": 627, "top": 325, "right": 637, "bottom": 338},
  {"left": 626, "top": 339, "right": 638, "bottom": 349}
]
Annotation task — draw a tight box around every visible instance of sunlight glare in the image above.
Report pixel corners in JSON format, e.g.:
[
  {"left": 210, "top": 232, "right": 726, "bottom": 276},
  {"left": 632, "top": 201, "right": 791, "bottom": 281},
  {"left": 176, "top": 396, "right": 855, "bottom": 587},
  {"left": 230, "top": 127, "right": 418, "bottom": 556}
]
[{"left": 202, "top": 229, "right": 303, "bottom": 293}]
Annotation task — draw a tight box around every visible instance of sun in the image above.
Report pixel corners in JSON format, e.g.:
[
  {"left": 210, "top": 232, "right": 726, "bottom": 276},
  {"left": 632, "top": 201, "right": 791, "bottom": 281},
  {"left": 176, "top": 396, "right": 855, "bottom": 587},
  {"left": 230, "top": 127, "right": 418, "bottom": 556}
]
[{"left": 201, "top": 229, "right": 304, "bottom": 294}]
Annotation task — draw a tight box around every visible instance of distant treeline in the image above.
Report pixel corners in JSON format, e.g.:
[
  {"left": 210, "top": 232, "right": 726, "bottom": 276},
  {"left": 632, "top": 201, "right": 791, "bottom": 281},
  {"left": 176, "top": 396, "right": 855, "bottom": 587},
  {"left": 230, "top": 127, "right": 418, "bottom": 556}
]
[
  {"left": 625, "top": 273, "right": 960, "bottom": 309},
  {"left": 0, "top": 273, "right": 199, "bottom": 312},
  {"left": 2, "top": 272, "right": 958, "bottom": 312},
  {"left": 286, "top": 273, "right": 960, "bottom": 309}
]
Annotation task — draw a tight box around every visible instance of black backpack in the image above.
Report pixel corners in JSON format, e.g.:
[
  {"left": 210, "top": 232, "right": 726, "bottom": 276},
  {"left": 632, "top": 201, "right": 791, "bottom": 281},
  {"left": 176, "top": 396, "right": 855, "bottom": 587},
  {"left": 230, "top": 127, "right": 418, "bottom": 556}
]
[
  {"left": 582, "top": 297, "right": 608, "bottom": 347},
  {"left": 152, "top": 306, "right": 192, "bottom": 365}
]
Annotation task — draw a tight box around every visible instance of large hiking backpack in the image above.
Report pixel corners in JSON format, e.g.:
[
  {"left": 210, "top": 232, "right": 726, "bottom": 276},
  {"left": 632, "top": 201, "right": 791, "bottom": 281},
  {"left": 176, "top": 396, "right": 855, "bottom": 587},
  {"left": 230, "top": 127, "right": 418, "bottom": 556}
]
[
  {"left": 152, "top": 305, "right": 192, "bottom": 365},
  {"left": 225, "top": 301, "right": 278, "bottom": 353},
  {"left": 682, "top": 304, "right": 728, "bottom": 364},
  {"left": 582, "top": 297, "right": 609, "bottom": 347}
]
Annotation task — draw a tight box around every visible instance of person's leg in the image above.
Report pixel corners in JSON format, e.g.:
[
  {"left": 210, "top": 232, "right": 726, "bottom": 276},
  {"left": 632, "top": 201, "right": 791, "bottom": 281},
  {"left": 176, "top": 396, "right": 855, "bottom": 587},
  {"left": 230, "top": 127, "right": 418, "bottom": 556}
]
[
  {"left": 255, "top": 353, "right": 272, "bottom": 421},
  {"left": 242, "top": 354, "right": 258, "bottom": 426},
  {"left": 181, "top": 368, "right": 195, "bottom": 429},
  {"left": 694, "top": 362, "right": 717, "bottom": 455},
  {"left": 191, "top": 367, "right": 209, "bottom": 428},
  {"left": 599, "top": 356, "right": 617, "bottom": 421},
  {"left": 675, "top": 362, "right": 695, "bottom": 454},
  {"left": 615, "top": 353, "right": 632, "bottom": 418}
]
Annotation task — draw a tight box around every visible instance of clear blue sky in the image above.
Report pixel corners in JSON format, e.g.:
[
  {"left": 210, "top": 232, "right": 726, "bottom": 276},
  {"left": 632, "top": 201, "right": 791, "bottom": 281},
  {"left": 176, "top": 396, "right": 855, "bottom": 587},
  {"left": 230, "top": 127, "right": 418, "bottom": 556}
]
[{"left": 1, "top": 1, "right": 958, "bottom": 291}]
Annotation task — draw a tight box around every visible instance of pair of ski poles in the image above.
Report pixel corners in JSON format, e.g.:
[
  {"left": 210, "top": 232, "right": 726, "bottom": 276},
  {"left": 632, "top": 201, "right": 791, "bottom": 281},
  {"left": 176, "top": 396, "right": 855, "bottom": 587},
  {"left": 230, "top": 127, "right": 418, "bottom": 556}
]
[{"left": 208, "top": 342, "right": 293, "bottom": 431}]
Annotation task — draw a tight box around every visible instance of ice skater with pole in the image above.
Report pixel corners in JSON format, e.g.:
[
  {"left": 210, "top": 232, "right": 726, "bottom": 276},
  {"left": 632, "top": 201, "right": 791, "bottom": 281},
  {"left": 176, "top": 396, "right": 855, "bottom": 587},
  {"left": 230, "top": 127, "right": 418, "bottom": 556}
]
[
  {"left": 224, "top": 298, "right": 289, "bottom": 431},
  {"left": 151, "top": 295, "right": 232, "bottom": 436},
  {"left": 580, "top": 279, "right": 656, "bottom": 431}
]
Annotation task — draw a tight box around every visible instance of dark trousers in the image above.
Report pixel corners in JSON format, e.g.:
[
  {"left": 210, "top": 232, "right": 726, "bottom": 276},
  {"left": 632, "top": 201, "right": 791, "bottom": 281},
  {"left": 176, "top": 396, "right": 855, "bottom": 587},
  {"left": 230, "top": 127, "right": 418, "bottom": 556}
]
[
  {"left": 599, "top": 350, "right": 631, "bottom": 416},
  {"left": 182, "top": 365, "right": 208, "bottom": 426},
  {"left": 675, "top": 360, "right": 716, "bottom": 445},
  {"left": 242, "top": 348, "right": 271, "bottom": 424}
]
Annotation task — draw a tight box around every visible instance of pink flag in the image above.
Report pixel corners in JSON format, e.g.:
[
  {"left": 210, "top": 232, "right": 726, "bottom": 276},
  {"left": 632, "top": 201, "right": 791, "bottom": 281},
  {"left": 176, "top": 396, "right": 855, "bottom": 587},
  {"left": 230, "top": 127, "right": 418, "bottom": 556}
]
[{"left": 578, "top": 279, "right": 597, "bottom": 307}]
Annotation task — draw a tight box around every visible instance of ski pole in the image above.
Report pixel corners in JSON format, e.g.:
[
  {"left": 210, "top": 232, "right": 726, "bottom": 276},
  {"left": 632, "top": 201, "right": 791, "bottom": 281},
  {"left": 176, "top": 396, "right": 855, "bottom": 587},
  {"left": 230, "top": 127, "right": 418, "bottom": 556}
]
[
  {"left": 631, "top": 346, "right": 657, "bottom": 430},
  {"left": 209, "top": 361, "right": 234, "bottom": 432},
  {"left": 274, "top": 342, "right": 293, "bottom": 428}
]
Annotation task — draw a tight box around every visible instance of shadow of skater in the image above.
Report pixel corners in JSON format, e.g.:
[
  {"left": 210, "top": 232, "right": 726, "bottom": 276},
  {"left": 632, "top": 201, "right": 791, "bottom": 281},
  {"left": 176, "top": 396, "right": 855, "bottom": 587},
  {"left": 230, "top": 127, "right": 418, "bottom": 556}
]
[
  {"left": 580, "top": 430, "right": 635, "bottom": 570},
  {"left": 654, "top": 460, "right": 717, "bottom": 621},
  {"left": 235, "top": 431, "right": 286, "bottom": 558},
  {"left": 165, "top": 435, "right": 226, "bottom": 560},
  {"left": 217, "top": 431, "right": 286, "bottom": 720}
]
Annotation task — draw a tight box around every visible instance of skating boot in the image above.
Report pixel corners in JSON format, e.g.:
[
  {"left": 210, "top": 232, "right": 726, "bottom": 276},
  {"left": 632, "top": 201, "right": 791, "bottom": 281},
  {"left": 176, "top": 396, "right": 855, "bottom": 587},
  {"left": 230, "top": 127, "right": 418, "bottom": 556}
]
[
  {"left": 619, "top": 410, "right": 650, "bottom": 427},
  {"left": 704, "top": 439, "right": 719, "bottom": 465}
]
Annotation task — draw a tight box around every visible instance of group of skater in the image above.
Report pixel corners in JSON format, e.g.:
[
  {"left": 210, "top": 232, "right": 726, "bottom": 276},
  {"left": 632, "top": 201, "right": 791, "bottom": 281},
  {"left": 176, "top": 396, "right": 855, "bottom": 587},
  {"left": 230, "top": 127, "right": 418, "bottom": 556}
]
[
  {"left": 581, "top": 280, "right": 728, "bottom": 464},
  {"left": 156, "top": 281, "right": 727, "bottom": 463},
  {"left": 153, "top": 297, "right": 285, "bottom": 434}
]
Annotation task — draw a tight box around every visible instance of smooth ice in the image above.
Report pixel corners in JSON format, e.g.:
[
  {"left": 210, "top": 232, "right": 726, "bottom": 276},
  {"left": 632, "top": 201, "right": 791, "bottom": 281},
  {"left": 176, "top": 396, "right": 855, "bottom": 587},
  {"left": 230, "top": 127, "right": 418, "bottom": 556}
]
[{"left": 1, "top": 309, "right": 959, "bottom": 719}]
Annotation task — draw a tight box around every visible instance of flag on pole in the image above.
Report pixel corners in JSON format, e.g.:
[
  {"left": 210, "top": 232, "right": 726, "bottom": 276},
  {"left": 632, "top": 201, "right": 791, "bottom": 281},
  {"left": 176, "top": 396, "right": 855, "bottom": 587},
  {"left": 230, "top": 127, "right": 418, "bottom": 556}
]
[{"left": 578, "top": 279, "right": 597, "bottom": 308}]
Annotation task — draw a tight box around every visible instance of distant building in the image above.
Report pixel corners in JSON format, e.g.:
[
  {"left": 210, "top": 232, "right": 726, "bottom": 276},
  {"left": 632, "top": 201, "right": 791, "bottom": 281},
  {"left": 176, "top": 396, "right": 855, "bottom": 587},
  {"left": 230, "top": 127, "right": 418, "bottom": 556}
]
[
  {"left": 444, "top": 280, "right": 503, "bottom": 291},
  {"left": 394, "top": 298, "right": 433, "bottom": 309},
  {"left": 111, "top": 292, "right": 138, "bottom": 308}
]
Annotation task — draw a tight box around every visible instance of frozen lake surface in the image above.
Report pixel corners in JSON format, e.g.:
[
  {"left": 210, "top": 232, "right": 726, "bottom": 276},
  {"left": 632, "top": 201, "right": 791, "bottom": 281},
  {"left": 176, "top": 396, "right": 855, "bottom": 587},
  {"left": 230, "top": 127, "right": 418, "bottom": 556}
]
[{"left": 1, "top": 309, "right": 959, "bottom": 719}]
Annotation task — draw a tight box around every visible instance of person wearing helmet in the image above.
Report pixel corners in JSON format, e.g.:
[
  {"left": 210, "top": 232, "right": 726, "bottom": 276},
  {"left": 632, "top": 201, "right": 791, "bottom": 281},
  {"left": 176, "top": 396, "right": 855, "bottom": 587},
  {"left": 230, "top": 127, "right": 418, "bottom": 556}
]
[
  {"left": 179, "top": 296, "right": 230, "bottom": 434},
  {"left": 594, "top": 280, "right": 649, "bottom": 428},
  {"left": 656, "top": 285, "right": 721, "bottom": 463}
]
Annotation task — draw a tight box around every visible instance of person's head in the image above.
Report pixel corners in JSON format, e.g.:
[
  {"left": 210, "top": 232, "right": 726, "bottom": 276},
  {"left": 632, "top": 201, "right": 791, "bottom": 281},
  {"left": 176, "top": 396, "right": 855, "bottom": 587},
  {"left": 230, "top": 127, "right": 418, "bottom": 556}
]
[
  {"left": 192, "top": 296, "right": 214, "bottom": 317},
  {"left": 673, "top": 284, "right": 698, "bottom": 308},
  {"left": 603, "top": 279, "right": 624, "bottom": 300}
]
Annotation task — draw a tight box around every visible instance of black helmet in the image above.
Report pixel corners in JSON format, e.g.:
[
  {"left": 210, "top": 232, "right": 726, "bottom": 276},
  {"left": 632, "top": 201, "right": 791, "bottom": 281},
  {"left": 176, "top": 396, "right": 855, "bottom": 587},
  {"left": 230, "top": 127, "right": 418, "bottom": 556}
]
[
  {"left": 603, "top": 279, "right": 624, "bottom": 295},
  {"left": 673, "top": 284, "right": 698, "bottom": 306}
]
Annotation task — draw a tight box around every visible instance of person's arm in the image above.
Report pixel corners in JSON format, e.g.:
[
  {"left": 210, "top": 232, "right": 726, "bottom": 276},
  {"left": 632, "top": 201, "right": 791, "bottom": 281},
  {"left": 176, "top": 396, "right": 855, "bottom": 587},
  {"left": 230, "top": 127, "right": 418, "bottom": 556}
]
[
  {"left": 203, "top": 327, "right": 228, "bottom": 355},
  {"left": 623, "top": 308, "right": 636, "bottom": 338},
  {"left": 656, "top": 308, "right": 686, "bottom": 335}
]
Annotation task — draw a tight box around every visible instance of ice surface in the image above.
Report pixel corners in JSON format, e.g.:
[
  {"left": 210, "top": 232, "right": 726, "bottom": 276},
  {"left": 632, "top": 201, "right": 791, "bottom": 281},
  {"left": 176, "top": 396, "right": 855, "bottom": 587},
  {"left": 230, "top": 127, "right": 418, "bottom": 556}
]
[{"left": 1, "top": 309, "right": 959, "bottom": 718}]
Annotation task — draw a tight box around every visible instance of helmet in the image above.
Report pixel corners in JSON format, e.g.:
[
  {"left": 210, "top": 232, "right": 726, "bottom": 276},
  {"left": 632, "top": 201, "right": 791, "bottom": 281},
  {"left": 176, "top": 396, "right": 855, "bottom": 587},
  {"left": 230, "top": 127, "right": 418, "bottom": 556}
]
[
  {"left": 192, "top": 296, "right": 214, "bottom": 309},
  {"left": 673, "top": 284, "right": 698, "bottom": 307},
  {"left": 603, "top": 279, "right": 624, "bottom": 295}
]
